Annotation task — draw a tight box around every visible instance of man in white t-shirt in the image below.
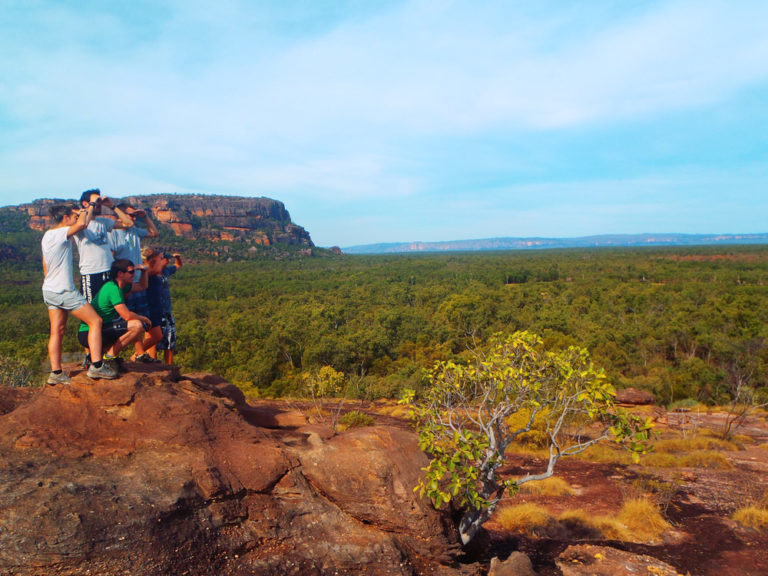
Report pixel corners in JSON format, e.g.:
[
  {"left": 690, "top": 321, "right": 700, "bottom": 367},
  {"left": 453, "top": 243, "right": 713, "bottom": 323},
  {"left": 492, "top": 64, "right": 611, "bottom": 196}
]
[
  {"left": 74, "top": 189, "right": 135, "bottom": 301},
  {"left": 109, "top": 203, "right": 158, "bottom": 285},
  {"left": 41, "top": 204, "right": 117, "bottom": 384}
]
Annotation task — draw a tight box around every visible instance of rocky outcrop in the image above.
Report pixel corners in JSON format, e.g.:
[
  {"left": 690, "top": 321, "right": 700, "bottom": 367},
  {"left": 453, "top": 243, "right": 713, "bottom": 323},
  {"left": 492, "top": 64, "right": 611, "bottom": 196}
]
[
  {"left": 0, "top": 365, "right": 467, "bottom": 575},
  {"left": 616, "top": 387, "right": 656, "bottom": 406},
  {"left": 4, "top": 194, "right": 313, "bottom": 247},
  {"left": 556, "top": 544, "right": 682, "bottom": 576}
]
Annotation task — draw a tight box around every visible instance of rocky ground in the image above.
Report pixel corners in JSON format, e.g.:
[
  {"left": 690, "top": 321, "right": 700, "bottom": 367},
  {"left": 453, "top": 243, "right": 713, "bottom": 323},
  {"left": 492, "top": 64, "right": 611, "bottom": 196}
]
[{"left": 2, "top": 368, "right": 768, "bottom": 575}]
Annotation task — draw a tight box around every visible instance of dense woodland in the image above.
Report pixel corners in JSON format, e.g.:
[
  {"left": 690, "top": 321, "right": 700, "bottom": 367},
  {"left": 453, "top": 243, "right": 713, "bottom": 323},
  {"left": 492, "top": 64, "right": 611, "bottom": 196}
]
[{"left": 2, "top": 239, "right": 768, "bottom": 405}]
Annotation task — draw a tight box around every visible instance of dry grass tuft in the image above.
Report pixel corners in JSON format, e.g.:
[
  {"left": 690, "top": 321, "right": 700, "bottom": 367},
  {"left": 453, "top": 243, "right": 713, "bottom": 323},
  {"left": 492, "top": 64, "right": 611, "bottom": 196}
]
[
  {"left": 557, "top": 500, "right": 669, "bottom": 543},
  {"left": 732, "top": 507, "right": 768, "bottom": 532},
  {"left": 575, "top": 443, "right": 634, "bottom": 465},
  {"left": 617, "top": 498, "right": 671, "bottom": 542},
  {"left": 518, "top": 476, "right": 574, "bottom": 497},
  {"left": 558, "top": 509, "right": 630, "bottom": 541},
  {"left": 495, "top": 503, "right": 553, "bottom": 536},
  {"left": 653, "top": 436, "right": 740, "bottom": 453},
  {"left": 374, "top": 404, "right": 411, "bottom": 419}
]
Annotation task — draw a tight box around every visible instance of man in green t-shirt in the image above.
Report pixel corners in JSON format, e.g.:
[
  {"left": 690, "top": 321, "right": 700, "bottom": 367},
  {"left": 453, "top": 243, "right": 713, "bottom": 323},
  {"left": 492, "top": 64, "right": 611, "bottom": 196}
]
[{"left": 79, "top": 259, "right": 151, "bottom": 369}]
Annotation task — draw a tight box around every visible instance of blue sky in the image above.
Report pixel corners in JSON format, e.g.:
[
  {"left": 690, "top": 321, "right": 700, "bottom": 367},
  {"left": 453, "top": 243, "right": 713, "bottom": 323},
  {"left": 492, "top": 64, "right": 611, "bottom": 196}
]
[{"left": 1, "top": 0, "right": 767, "bottom": 247}]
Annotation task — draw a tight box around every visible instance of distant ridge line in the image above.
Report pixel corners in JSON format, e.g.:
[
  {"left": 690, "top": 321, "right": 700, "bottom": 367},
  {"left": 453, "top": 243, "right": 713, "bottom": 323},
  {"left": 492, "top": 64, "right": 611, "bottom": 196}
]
[{"left": 343, "top": 233, "right": 768, "bottom": 254}]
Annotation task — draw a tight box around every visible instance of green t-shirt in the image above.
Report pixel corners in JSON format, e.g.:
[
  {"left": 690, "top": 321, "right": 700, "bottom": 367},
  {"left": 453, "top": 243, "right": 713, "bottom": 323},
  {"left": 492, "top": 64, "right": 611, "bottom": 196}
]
[{"left": 78, "top": 280, "right": 129, "bottom": 331}]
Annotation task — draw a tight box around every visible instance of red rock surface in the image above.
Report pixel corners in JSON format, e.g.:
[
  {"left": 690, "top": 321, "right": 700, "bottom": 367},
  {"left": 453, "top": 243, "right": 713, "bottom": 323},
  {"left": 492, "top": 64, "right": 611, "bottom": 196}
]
[{"left": 0, "top": 366, "right": 465, "bottom": 576}]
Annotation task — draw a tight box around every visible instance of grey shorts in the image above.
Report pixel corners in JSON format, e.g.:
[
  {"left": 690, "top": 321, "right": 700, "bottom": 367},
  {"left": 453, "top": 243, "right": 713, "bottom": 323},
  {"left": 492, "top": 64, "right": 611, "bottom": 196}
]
[{"left": 43, "top": 289, "right": 88, "bottom": 311}]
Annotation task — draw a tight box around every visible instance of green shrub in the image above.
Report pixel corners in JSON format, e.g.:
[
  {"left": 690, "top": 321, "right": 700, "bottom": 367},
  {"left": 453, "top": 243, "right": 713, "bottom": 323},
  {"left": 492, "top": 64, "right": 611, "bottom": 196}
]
[
  {"left": 339, "top": 410, "right": 375, "bottom": 429},
  {"left": 0, "top": 354, "right": 33, "bottom": 387}
]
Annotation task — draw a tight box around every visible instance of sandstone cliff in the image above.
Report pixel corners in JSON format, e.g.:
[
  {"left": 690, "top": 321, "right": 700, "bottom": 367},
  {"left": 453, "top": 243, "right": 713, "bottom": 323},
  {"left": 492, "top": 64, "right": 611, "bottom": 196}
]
[
  {"left": 0, "top": 366, "right": 468, "bottom": 576},
  {"left": 4, "top": 194, "right": 313, "bottom": 248}
]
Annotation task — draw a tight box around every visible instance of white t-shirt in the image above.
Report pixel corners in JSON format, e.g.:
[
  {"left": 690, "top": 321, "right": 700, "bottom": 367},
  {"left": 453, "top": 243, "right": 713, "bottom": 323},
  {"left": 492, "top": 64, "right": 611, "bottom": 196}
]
[
  {"left": 74, "top": 217, "right": 116, "bottom": 275},
  {"left": 41, "top": 227, "right": 76, "bottom": 293},
  {"left": 109, "top": 227, "right": 149, "bottom": 281}
]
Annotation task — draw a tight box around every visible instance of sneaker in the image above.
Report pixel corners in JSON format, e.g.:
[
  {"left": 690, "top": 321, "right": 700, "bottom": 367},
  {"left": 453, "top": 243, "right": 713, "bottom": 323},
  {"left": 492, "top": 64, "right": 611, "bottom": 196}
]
[
  {"left": 81, "top": 354, "right": 92, "bottom": 368},
  {"left": 134, "top": 353, "right": 160, "bottom": 363},
  {"left": 46, "top": 371, "right": 72, "bottom": 385},
  {"left": 105, "top": 356, "right": 127, "bottom": 373},
  {"left": 87, "top": 362, "right": 118, "bottom": 380}
]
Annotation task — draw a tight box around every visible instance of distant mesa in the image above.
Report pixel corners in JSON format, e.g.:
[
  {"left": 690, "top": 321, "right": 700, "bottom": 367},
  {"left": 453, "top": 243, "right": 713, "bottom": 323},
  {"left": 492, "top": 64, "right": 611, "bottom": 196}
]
[
  {"left": 3, "top": 193, "right": 314, "bottom": 248},
  {"left": 344, "top": 233, "right": 768, "bottom": 254}
]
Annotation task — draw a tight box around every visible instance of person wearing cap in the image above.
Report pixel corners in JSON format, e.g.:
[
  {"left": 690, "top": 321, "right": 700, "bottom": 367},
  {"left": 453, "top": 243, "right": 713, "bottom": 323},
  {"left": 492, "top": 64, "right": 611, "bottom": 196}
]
[
  {"left": 150, "top": 251, "right": 183, "bottom": 364},
  {"left": 131, "top": 247, "right": 165, "bottom": 362}
]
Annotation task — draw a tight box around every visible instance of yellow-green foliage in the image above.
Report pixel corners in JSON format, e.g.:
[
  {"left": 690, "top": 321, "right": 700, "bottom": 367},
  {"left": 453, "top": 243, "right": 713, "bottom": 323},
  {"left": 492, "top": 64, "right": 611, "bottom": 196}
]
[
  {"left": 617, "top": 498, "right": 671, "bottom": 542},
  {"left": 518, "top": 476, "right": 574, "bottom": 497},
  {"left": 496, "top": 503, "right": 553, "bottom": 535},
  {"left": 733, "top": 507, "right": 768, "bottom": 532}
]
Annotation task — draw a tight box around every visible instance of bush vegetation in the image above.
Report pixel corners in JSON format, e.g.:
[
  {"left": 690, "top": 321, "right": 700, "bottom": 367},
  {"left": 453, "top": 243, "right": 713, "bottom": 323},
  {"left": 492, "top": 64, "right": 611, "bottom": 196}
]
[{"left": 3, "top": 244, "right": 768, "bottom": 405}]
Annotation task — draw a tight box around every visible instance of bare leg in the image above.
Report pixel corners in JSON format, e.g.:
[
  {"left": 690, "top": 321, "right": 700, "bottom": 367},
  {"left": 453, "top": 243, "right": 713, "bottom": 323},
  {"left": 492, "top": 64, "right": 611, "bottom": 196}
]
[
  {"left": 47, "top": 308, "right": 68, "bottom": 372},
  {"left": 141, "top": 327, "right": 163, "bottom": 354},
  {"left": 164, "top": 349, "right": 174, "bottom": 365},
  {"left": 71, "top": 304, "right": 103, "bottom": 362},
  {"left": 107, "top": 320, "right": 144, "bottom": 356}
]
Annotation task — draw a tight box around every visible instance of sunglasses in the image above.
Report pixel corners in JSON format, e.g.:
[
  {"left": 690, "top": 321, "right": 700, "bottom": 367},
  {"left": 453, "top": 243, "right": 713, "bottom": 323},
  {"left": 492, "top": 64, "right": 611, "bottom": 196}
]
[{"left": 125, "top": 269, "right": 136, "bottom": 275}]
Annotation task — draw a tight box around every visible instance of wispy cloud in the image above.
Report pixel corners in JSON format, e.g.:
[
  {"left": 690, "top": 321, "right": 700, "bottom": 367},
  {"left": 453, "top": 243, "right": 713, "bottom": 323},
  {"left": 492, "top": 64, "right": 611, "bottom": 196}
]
[{"left": 1, "top": 1, "right": 767, "bottom": 245}]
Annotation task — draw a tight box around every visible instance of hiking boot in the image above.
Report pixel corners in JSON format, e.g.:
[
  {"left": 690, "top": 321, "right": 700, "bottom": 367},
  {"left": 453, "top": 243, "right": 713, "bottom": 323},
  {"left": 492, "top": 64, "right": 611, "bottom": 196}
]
[
  {"left": 87, "top": 362, "right": 118, "bottom": 380},
  {"left": 46, "top": 371, "right": 72, "bottom": 385},
  {"left": 104, "top": 355, "right": 126, "bottom": 373}
]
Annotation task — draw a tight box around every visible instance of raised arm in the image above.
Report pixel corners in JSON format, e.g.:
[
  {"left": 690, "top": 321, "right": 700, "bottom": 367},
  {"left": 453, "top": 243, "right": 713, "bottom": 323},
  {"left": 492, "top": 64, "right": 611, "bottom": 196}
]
[
  {"left": 139, "top": 210, "right": 159, "bottom": 238},
  {"left": 66, "top": 205, "right": 94, "bottom": 238},
  {"left": 102, "top": 197, "right": 134, "bottom": 229}
]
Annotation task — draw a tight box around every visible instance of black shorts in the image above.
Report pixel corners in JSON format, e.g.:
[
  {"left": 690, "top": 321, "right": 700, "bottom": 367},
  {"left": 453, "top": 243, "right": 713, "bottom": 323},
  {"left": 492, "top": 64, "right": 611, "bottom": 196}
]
[
  {"left": 78, "top": 318, "right": 128, "bottom": 351},
  {"left": 81, "top": 272, "right": 110, "bottom": 302}
]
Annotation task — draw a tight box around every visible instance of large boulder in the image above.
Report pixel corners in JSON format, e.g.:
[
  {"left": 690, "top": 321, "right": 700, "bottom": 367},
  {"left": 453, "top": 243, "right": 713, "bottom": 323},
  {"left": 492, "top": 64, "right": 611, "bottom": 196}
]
[
  {"left": 0, "top": 365, "right": 467, "bottom": 575},
  {"left": 556, "top": 544, "right": 682, "bottom": 576}
]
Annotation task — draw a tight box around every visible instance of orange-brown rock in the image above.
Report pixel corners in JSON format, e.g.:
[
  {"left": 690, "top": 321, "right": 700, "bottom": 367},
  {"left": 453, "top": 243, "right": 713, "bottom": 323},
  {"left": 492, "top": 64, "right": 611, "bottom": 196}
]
[
  {"left": 616, "top": 387, "right": 656, "bottom": 405},
  {"left": 0, "top": 366, "right": 467, "bottom": 575},
  {"left": 556, "top": 544, "right": 682, "bottom": 576},
  {"left": 4, "top": 193, "right": 314, "bottom": 249}
]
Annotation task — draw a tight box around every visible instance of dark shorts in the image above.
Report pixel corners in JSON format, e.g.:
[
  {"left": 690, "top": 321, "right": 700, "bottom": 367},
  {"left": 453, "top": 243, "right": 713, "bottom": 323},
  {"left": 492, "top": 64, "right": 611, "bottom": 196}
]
[
  {"left": 81, "top": 272, "right": 110, "bottom": 303},
  {"left": 78, "top": 318, "right": 128, "bottom": 351},
  {"left": 126, "top": 290, "right": 150, "bottom": 318},
  {"left": 157, "top": 314, "right": 177, "bottom": 351}
]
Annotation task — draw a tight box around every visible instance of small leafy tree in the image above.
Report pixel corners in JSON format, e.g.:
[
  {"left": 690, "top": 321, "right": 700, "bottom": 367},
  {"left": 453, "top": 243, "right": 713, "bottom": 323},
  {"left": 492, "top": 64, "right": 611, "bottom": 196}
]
[
  {"left": 401, "top": 331, "right": 651, "bottom": 545},
  {"left": 302, "top": 365, "right": 347, "bottom": 430}
]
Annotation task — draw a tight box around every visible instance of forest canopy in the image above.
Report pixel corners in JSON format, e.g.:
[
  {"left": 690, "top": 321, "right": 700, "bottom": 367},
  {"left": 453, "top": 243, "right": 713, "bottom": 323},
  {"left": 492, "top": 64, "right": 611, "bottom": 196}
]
[{"left": 2, "top": 245, "right": 767, "bottom": 405}]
